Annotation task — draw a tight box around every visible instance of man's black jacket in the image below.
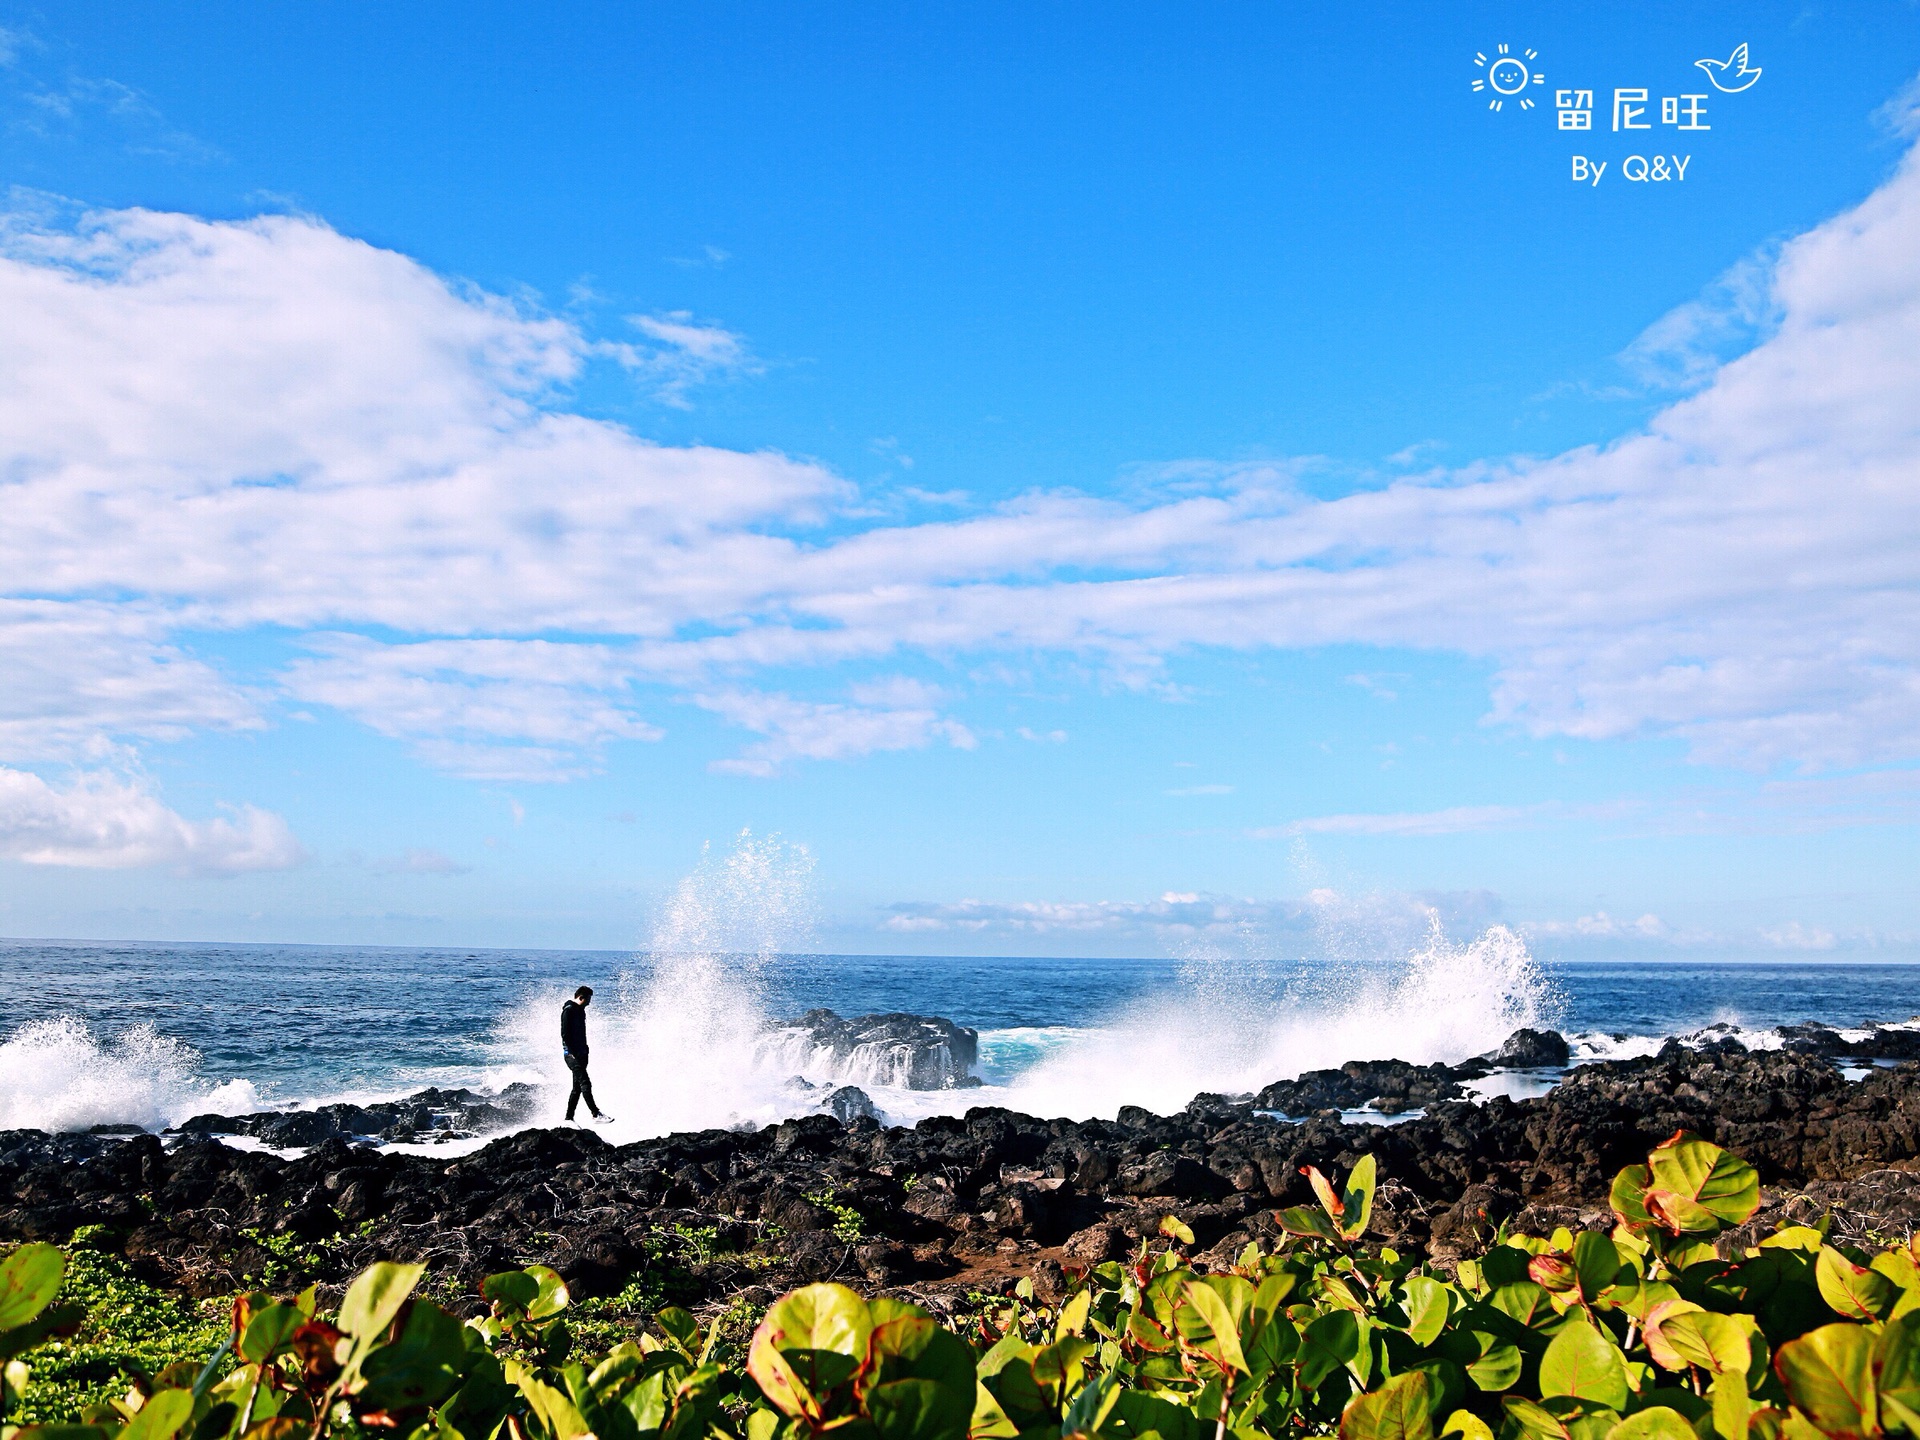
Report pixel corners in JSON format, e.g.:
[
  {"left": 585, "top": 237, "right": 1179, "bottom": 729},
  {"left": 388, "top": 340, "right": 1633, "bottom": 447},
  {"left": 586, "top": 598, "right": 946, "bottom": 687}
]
[{"left": 560, "top": 999, "right": 588, "bottom": 1059}]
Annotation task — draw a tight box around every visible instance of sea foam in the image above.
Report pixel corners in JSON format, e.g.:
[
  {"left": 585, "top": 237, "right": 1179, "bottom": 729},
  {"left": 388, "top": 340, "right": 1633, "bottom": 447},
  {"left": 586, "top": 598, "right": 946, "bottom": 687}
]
[{"left": 0, "top": 1015, "right": 259, "bottom": 1132}]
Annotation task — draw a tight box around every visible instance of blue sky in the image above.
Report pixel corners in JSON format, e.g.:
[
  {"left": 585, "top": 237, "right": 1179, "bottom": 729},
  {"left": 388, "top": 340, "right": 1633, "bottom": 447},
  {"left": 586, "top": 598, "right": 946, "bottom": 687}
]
[{"left": 2, "top": 3, "right": 1919, "bottom": 959}]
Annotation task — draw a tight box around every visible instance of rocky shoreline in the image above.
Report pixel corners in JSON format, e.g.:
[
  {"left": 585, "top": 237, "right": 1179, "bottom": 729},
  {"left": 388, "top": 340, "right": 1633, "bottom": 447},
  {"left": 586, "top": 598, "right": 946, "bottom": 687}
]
[{"left": 7, "top": 1019, "right": 1920, "bottom": 1316}]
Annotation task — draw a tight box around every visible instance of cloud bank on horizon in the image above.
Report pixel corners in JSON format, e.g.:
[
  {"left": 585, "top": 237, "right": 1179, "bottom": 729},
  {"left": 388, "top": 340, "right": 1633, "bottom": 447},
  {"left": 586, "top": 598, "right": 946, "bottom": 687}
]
[{"left": 2, "top": 118, "right": 1919, "bottom": 874}]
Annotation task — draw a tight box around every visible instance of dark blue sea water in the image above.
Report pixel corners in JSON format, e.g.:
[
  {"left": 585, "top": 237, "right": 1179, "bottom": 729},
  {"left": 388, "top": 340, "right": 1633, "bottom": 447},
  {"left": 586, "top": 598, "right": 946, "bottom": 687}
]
[{"left": 2, "top": 937, "right": 1914, "bottom": 1138}]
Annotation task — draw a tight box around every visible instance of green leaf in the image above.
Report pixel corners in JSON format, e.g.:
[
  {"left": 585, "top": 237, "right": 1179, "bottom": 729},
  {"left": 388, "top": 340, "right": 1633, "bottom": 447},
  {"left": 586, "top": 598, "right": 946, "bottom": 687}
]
[
  {"left": 1641, "top": 1300, "right": 1707, "bottom": 1373},
  {"left": 655, "top": 1306, "right": 699, "bottom": 1351},
  {"left": 1539, "top": 1318, "right": 1629, "bottom": 1411},
  {"left": 1402, "top": 1276, "right": 1451, "bottom": 1348},
  {"left": 745, "top": 1333, "right": 820, "bottom": 1421},
  {"left": 121, "top": 1390, "right": 194, "bottom": 1440},
  {"left": 1341, "top": 1155, "right": 1378, "bottom": 1242},
  {"left": 1571, "top": 1234, "right": 1624, "bottom": 1303},
  {"left": 1058, "top": 1373, "right": 1122, "bottom": 1440},
  {"left": 510, "top": 1363, "right": 594, "bottom": 1440},
  {"left": 1875, "top": 1312, "right": 1920, "bottom": 1429},
  {"left": 524, "top": 1265, "right": 571, "bottom": 1320},
  {"left": 1530, "top": 1255, "right": 1578, "bottom": 1294},
  {"left": 1409, "top": 1358, "right": 1465, "bottom": 1422},
  {"left": 1030, "top": 1337, "right": 1092, "bottom": 1404},
  {"left": 1501, "top": 1395, "right": 1571, "bottom": 1440},
  {"left": 1760, "top": 1227, "right": 1827, "bottom": 1254},
  {"left": 871, "top": 1314, "right": 975, "bottom": 1406},
  {"left": 1108, "top": 1390, "right": 1201, "bottom": 1440},
  {"left": 239, "top": 1304, "right": 304, "bottom": 1365},
  {"left": 869, "top": 1377, "right": 973, "bottom": 1440},
  {"left": 1159, "top": 1215, "right": 1195, "bottom": 1246},
  {"left": 1773, "top": 1321, "right": 1878, "bottom": 1440},
  {"left": 1609, "top": 1166, "right": 1656, "bottom": 1230},
  {"left": 1279, "top": 1204, "right": 1342, "bottom": 1241},
  {"left": 1300, "top": 1310, "right": 1362, "bottom": 1392},
  {"left": 1181, "top": 1281, "right": 1248, "bottom": 1375},
  {"left": 339, "top": 1262, "right": 425, "bottom": 1342},
  {"left": 1466, "top": 1338, "right": 1522, "bottom": 1393},
  {"left": 756, "top": 1283, "right": 872, "bottom": 1358},
  {"left": 1439, "top": 1410, "right": 1494, "bottom": 1440},
  {"left": 0, "top": 1244, "right": 64, "bottom": 1335},
  {"left": 1603, "top": 1407, "right": 1697, "bottom": 1440},
  {"left": 982, "top": 1357, "right": 1054, "bottom": 1431},
  {"left": 1054, "top": 1289, "right": 1092, "bottom": 1341},
  {"left": 1339, "top": 1370, "right": 1433, "bottom": 1440},
  {"left": 1489, "top": 1281, "right": 1553, "bottom": 1330},
  {"left": 969, "top": 1380, "right": 1020, "bottom": 1440},
  {"left": 974, "top": 1332, "right": 1032, "bottom": 1380},
  {"left": 1654, "top": 1312, "right": 1753, "bottom": 1379},
  {"left": 1711, "top": 1373, "right": 1752, "bottom": 1440},
  {"left": 358, "top": 1301, "right": 469, "bottom": 1415},
  {"left": 1816, "top": 1246, "right": 1898, "bottom": 1322},
  {"left": 1644, "top": 1132, "right": 1760, "bottom": 1231},
  {"left": 481, "top": 1272, "right": 538, "bottom": 1314}
]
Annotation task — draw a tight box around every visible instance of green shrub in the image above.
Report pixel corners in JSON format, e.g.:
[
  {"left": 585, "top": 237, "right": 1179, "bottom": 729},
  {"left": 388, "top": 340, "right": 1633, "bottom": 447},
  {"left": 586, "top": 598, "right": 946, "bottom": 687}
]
[{"left": 7, "top": 1131, "right": 1920, "bottom": 1440}]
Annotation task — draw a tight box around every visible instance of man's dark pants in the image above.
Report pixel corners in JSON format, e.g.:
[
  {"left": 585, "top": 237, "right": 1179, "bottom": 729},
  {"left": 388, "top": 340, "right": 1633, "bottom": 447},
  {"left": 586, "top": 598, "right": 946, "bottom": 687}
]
[{"left": 565, "top": 1052, "right": 600, "bottom": 1120}]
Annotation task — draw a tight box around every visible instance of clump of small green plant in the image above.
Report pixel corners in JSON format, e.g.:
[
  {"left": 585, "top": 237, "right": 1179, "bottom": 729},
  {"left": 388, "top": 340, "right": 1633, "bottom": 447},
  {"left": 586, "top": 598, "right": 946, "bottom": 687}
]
[
  {"left": 806, "top": 1191, "right": 867, "bottom": 1245},
  {"left": 0, "top": 1231, "right": 226, "bottom": 1427},
  {"left": 9, "top": 1132, "right": 1920, "bottom": 1440}
]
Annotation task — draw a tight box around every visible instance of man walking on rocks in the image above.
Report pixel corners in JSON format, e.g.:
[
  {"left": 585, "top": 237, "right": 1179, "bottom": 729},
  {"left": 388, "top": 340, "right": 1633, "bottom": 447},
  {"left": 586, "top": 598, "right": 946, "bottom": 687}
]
[{"left": 561, "top": 986, "right": 612, "bottom": 1124}]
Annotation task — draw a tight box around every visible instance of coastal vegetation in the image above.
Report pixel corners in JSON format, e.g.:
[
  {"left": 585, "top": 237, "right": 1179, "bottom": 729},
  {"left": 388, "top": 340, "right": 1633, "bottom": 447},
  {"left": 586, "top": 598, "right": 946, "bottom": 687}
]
[{"left": 7, "top": 1132, "right": 1920, "bottom": 1440}]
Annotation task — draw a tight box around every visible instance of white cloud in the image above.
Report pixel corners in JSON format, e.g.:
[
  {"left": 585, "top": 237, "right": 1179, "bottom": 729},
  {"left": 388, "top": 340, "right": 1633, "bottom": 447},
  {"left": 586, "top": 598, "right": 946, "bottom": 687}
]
[
  {"left": 619, "top": 311, "right": 758, "bottom": 406},
  {"left": 283, "top": 635, "right": 662, "bottom": 781},
  {"left": 1759, "top": 920, "right": 1839, "bottom": 951},
  {"left": 1017, "top": 727, "right": 1068, "bottom": 743},
  {"left": 879, "top": 886, "right": 1500, "bottom": 942},
  {"left": 696, "top": 689, "right": 975, "bottom": 777},
  {"left": 0, "top": 32, "right": 217, "bottom": 162},
  {"left": 0, "top": 766, "right": 302, "bottom": 872},
  {"left": 0, "top": 601, "right": 261, "bottom": 760},
  {"left": 371, "top": 847, "right": 469, "bottom": 876},
  {"left": 1523, "top": 911, "right": 1668, "bottom": 940},
  {"left": 1167, "top": 784, "right": 1233, "bottom": 796},
  {"left": 1258, "top": 805, "right": 1536, "bottom": 838},
  {"left": 1346, "top": 672, "right": 1403, "bottom": 702},
  {"left": 3, "top": 120, "right": 1920, "bottom": 797},
  {"left": 881, "top": 892, "right": 1280, "bottom": 936}
]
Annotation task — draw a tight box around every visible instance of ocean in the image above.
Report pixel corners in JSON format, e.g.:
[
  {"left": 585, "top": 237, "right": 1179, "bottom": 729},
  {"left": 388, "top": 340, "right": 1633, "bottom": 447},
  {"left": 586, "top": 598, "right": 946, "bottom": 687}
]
[{"left": 3, "top": 930, "right": 1916, "bottom": 1144}]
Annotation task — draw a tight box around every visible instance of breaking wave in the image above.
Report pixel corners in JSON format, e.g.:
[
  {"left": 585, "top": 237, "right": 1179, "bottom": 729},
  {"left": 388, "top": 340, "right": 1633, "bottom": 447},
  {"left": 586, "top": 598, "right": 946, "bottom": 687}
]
[
  {"left": 969, "top": 919, "right": 1559, "bottom": 1122},
  {"left": 0, "top": 1015, "right": 260, "bottom": 1132},
  {"left": 485, "top": 880, "right": 1563, "bottom": 1137}
]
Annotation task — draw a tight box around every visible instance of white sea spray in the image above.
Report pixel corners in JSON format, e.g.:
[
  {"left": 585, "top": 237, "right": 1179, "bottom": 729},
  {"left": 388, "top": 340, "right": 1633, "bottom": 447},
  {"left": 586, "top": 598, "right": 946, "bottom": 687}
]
[{"left": 0, "top": 1015, "right": 259, "bottom": 1131}]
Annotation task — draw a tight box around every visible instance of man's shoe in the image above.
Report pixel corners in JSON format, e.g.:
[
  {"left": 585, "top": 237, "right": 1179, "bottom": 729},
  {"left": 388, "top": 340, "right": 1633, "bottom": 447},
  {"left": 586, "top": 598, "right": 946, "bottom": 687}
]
[{"left": 593, "top": 1114, "right": 615, "bottom": 1124}]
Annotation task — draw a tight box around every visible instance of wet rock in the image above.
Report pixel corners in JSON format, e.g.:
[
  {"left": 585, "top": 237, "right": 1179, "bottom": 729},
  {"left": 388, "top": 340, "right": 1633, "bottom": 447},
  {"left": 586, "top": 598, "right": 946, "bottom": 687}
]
[
  {"left": 1255, "top": 1060, "right": 1465, "bottom": 1116},
  {"left": 173, "top": 1085, "right": 544, "bottom": 1150},
  {"left": 22, "top": 1031, "right": 1920, "bottom": 1311},
  {"left": 825, "top": 1086, "right": 878, "bottom": 1123},
  {"left": 1486, "top": 1028, "right": 1571, "bottom": 1068},
  {"left": 1776, "top": 1023, "right": 1851, "bottom": 1056},
  {"left": 1864, "top": 1028, "right": 1920, "bottom": 1061}
]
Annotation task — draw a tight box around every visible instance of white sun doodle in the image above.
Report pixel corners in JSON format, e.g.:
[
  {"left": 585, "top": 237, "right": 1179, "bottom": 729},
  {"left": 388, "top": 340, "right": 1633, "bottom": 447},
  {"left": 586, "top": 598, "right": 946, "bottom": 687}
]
[{"left": 1471, "top": 44, "right": 1545, "bottom": 111}]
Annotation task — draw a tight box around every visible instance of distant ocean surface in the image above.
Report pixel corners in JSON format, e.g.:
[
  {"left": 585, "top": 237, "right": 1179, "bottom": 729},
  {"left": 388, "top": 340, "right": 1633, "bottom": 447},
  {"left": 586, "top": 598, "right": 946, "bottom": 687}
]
[{"left": 3, "top": 936, "right": 1917, "bottom": 1141}]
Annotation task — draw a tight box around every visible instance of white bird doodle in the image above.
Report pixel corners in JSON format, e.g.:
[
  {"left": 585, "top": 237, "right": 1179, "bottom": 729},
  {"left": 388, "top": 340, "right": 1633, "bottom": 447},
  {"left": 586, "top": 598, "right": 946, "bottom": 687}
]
[{"left": 1695, "top": 42, "right": 1762, "bottom": 94}]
